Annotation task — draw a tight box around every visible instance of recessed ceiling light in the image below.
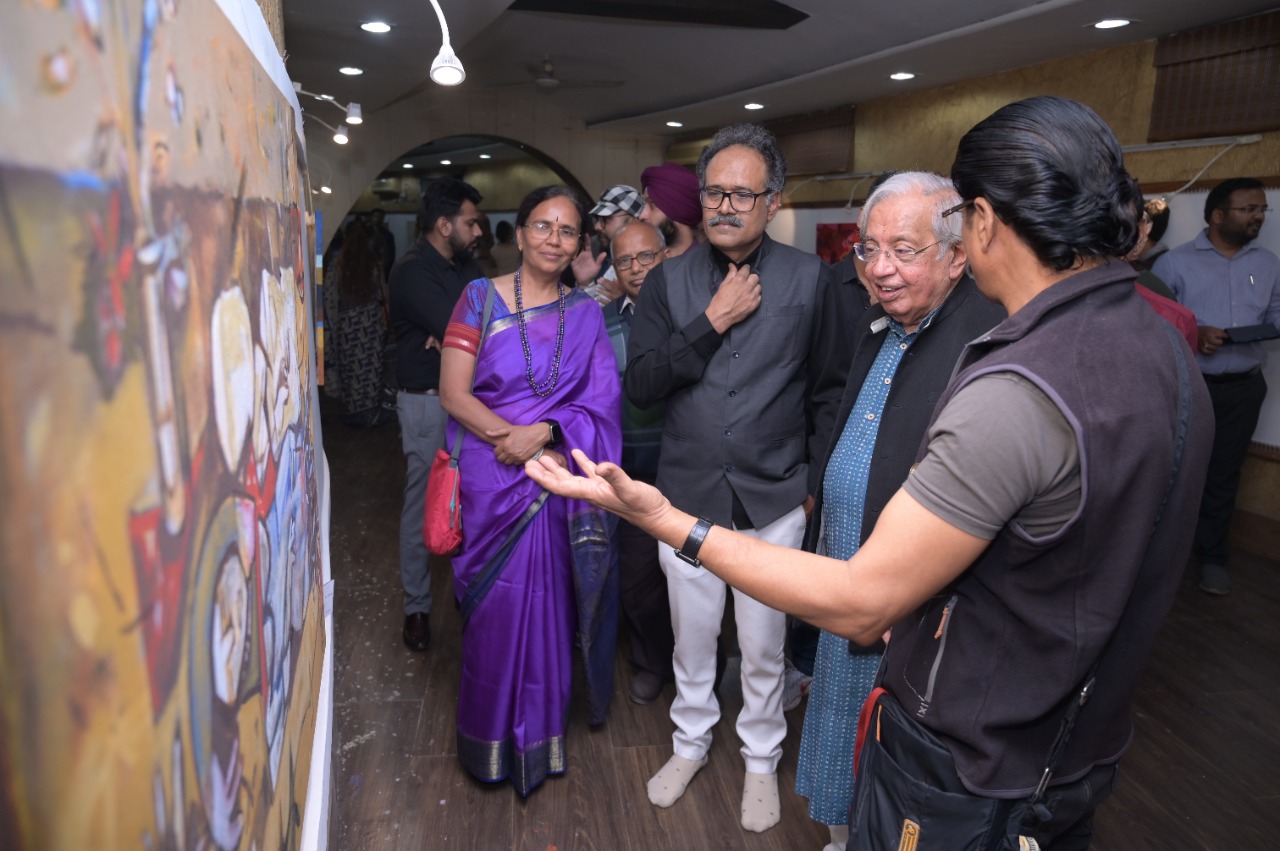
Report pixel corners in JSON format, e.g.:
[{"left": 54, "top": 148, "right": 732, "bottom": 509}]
[
  {"left": 361, "top": 22, "right": 391, "bottom": 34},
  {"left": 1094, "top": 19, "right": 1130, "bottom": 29},
  {"left": 744, "top": 103, "right": 764, "bottom": 110},
  {"left": 666, "top": 120, "right": 684, "bottom": 128},
  {"left": 479, "top": 154, "right": 491, "bottom": 159},
  {"left": 320, "top": 185, "right": 332, "bottom": 194},
  {"left": 890, "top": 72, "right": 915, "bottom": 81},
  {"left": 403, "top": 163, "right": 414, "bottom": 169},
  {"left": 440, "top": 159, "right": 452, "bottom": 165},
  {"left": 339, "top": 66, "right": 363, "bottom": 76}
]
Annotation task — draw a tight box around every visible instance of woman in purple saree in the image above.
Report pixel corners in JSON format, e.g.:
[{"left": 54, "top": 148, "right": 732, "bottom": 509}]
[{"left": 440, "top": 186, "right": 622, "bottom": 796}]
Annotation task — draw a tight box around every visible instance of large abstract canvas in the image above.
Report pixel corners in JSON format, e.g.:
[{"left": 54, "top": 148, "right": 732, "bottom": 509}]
[{"left": 0, "top": 2, "right": 324, "bottom": 849}]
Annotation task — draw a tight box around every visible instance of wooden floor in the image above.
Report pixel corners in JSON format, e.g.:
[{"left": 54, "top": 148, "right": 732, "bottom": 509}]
[{"left": 322, "top": 398, "right": 1280, "bottom": 850}]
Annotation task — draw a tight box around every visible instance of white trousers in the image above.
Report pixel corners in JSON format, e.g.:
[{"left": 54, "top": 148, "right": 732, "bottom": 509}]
[{"left": 659, "top": 505, "right": 807, "bottom": 774}]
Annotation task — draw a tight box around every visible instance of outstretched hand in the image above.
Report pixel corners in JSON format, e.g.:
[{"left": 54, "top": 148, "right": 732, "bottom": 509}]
[{"left": 525, "top": 448, "right": 670, "bottom": 528}]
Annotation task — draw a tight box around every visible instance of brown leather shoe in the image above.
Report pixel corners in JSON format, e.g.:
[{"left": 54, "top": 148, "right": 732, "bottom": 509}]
[{"left": 403, "top": 612, "right": 431, "bottom": 651}]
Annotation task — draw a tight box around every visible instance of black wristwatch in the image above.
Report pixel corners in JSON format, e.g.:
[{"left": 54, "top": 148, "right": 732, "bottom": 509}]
[
  {"left": 544, "top": 419, "right": 564, "bottom": 446},
  {"left": 674, "top": 517, "right": 714, "bottom": 568}
]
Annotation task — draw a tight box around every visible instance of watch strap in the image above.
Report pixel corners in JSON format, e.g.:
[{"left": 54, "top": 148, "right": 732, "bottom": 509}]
[{"left": 674, "top": 517, "right": 714, "bottom": 567}]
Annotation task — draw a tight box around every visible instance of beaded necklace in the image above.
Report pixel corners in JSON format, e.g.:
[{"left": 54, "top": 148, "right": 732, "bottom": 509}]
[{"left": 513, "top": 266, "right": 567, "bottom": 397}]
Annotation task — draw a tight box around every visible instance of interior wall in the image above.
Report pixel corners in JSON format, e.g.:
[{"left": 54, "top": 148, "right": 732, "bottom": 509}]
[{"left": 782, "top": 39, "right": 1280, "bottom": 206}]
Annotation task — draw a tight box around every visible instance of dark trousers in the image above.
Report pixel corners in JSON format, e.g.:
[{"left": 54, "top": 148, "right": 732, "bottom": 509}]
[
  {"left": 1196, "top": 372, "right": 1267, "bottom": 565},
  {"left": 617, "top": 517, "right": 674, "bottom": 678}
]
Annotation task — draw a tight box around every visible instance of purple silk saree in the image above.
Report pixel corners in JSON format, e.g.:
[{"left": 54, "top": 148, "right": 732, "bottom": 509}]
[{"left": 445, "top": 280, "right": 622, "bottom": 796}]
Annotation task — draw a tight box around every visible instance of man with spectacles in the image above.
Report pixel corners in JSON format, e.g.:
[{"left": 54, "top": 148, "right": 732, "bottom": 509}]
[
  {"left": 1154, "top": 177, "right": 1279, "bottom": 595},
  {"left": 389, "top": 177, "right": 485, "bottom": 651},
  {"left": 625, "top": 123, "right": 847, "bottom": 833},
  {"left": 576, "top": 184, "right": 647, "bottom": 305},
  {"left": 603, "top": 221, "right": 675, "bottom": 707}
]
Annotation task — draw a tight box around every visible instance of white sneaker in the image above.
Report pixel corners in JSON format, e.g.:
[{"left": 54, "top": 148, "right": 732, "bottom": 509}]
[{"left": 782, "top": 660, "right": 812, "bottom": 711}]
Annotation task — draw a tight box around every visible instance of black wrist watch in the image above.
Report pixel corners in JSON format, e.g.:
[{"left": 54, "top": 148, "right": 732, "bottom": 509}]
[
  {"left": 545, "top": 419, "right": 564, "bottom": 446},
  {"left": 674, "top": 517, "right": 714, "bottom": 568}
]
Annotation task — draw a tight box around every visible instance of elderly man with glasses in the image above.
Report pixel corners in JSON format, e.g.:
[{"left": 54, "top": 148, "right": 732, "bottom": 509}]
[
  {"left": 624, "top": 123, "right": 848, "bottom": 833},
  {"left": 794, "top": 172, "right": 1004, "bottom": 851},
  {"left": 1154, "top": 177, "right": 1279, "bottom": 595}
]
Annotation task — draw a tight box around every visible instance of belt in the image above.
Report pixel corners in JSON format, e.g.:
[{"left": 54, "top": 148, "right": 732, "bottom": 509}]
[
  {"left": 400, "top": 387, "right": 439, "bottom": 395},
  {"left": 1203, "top": 367, "right": 1261, "bottom": 384}
]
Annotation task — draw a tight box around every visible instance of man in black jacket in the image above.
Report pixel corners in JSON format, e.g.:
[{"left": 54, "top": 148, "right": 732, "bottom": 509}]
[
  {"left": 388, "top": 179, "right": 483, "bottom": 651},
  {"left": 624, "top": 123, "right": 847, "bottom": 833}
]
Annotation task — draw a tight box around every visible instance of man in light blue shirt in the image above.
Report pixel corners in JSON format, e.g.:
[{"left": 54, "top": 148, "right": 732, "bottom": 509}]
[{"left": 1155, "top": 177, "right": 1279, "bottom": 595}]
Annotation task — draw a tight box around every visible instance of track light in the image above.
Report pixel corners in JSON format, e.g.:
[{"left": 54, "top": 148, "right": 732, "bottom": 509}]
[
  {"left": 346, "top": 102, "right": 363, "bottom": 125},
  {"left": 428, "top": 0, "right": 465, "bottom": 86},
  {"left": 333, "top": 124, "right": 349, "bottom": 145}
]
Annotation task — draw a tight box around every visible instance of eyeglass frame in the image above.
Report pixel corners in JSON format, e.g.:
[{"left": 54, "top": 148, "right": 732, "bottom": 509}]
[
  {"left": 853, "top": 239, "right": 945, "bottom": 266},
  {"left": 698, "top": 187, "right": 774, "bottom": 213},
  {"left": 613, "top": 249, "right": 663, "bottom": 271},
  {"left": 522, "top": 220, "right": 582, "bottom": 243},
  {"left": 1220, "top": 205, "right": 1271, "bottom": 215},
  {"left": 941, "top": 199, "right": 974, "bottom": 219}
]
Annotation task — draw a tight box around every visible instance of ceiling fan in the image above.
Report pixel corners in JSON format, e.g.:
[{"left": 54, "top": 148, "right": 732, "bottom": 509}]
[{"left": 497, "top": 56, "right": 624, "bottom": 91}]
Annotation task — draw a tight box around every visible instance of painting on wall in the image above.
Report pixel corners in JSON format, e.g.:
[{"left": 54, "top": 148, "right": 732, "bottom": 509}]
[
  {"left": 0, "top": 1, "right": 325, "bottom": 849},
  {"left": 815, "top": 222, "right": 859, "bottom": 264}
]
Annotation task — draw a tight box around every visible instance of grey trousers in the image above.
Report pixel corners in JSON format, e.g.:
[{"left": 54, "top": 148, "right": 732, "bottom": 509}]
[{"left": 398, "top": 390, "right": 448, "bottom": 615}]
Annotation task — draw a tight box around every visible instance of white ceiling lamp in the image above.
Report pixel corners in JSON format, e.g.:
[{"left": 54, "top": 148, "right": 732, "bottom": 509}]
[
  {"left": 440, "top": 159, "right": 452, "bottom": 165},
  {"left": 403, "top": 163, "right": 414, "bottom": 169},
  {"left": 339, "top": 66, "right": 363, "bottom": 76},
  {"left": 890, "top": 72, "right": 915, "bottom": 81},
  {"left": 745, "top": 102, "right": 764, "bottom": 110},
  {"left": 428, "top": 0, "right": 465, "bottom": 86},
  {"left": 667, "top": 120, "right": 684, "bottom": 128},
  {"left": 361, "top": 21, "right": 391, "bottom": 34},
  {"left": 479, "top": 154, "right": 492, "bottom": 159},
  {"left": 345, "top": 102, "right": 363, "bottom": 125},
  {"left": 333, "top": 124, "right": 349, "bottom": 144},
  {"left": 320, "top": 185, "right": 332, "bottom": 194},
  {"left": 1094, "top": 19, "right": 1131, "bottom": 29}
]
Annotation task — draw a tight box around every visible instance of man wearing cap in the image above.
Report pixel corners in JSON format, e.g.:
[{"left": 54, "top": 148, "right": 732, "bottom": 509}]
[
  {"left": 576, "top": 184, "right": 647, "bottom": 305},
  {"left": 641, "top": 162, "right": 705, "bottom": 257}
]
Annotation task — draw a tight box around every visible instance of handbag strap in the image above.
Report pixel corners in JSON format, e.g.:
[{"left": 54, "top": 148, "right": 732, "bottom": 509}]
[
  {"left": 1026, "top": 318, "right": 1197, "bottom": 816},
  {"left": 459, "top": 489, "right": 550, "bottom": 628},
  {"left": 448, "top": 280, "right": 497, "bottom": 463}
]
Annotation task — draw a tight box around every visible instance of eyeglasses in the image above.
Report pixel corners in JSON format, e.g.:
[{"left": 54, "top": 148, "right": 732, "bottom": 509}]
[
  {"left": 853, "top": 240, "right": 942, "bottom": 265},
  {"left": 699, "top": 187, "right": 772, "bottom": 212},
  {"left": 1222, "top": 205, "right": 1271, "bottom": 215},
  {"left": 941, "top": 199, "right": 974, "bottom": 218},
  {"left": 523, "top": 220, "right": 581, "bottom": 242},
  {"left": 614, "top": 250, "right": 661, "bottom": 271}
]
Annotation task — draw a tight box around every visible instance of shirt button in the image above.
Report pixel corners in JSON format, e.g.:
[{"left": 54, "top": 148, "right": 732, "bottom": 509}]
[
  {"left": 883, "top": 377, "right": 892, "bottom": 385},
  {"left": 865, "top": 413, "right": 876, "bottom": 421},
  {"left": 732, "top": 351, "right": 740, "bottom": 358},
  {"left": 724, "top": 464, "right": 734, "bottom": 473},
  {"left": 899, "top": 343, "right": 908, "bottom": 350},
  {"left": 724, "top": 428, "right": 732, "bottom": 437},
  {"left": 729, "top": 389, "right": 737, "bottom": 397}
]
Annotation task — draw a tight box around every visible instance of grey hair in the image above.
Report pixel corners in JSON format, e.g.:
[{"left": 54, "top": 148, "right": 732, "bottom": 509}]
[
  {"left": 695, "top": 123, "right": 787, "bottom": 195},
  {"left": 858, "top": 171, "right": 963, "bottom": 255},
  {"left": 609, "top": 219, "right": 667, "bottom": 257}
]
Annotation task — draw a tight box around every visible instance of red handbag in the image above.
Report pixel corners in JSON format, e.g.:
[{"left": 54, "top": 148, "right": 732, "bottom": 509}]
[
  {"left": 423, "top": 448, "right": 463, "bottom": 555},
  {"left": 421, "top": 281, "right": 494, "bottom": 556}
]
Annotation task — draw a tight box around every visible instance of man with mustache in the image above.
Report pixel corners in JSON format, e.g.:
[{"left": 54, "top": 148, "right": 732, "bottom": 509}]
[
  {"left": 625, "top": 123, "right": 845, "bottom": 833},
  {"left": 1154, "top": 177, "right": 1279, "bottom": 595},
  {"left": 388, "top": 178, "right": 484, "bottom": 651}
]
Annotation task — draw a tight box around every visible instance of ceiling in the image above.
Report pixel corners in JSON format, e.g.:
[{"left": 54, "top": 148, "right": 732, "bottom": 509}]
[{"left": 283, "top": 0, "right": 1278, "bottom": 139}]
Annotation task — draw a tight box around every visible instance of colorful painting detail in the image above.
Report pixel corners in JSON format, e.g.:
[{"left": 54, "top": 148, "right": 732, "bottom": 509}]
[
  {"left": 816, "top": 221, "right": 859, "bottom": 264},
  {"left": 0, "top": 2, "right": 324, "bottom": 850}
]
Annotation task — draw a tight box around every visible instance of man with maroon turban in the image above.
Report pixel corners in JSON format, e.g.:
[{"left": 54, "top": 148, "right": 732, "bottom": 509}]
[{"left": 640, "top": 162, "right": 705, "bottom": 257}]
